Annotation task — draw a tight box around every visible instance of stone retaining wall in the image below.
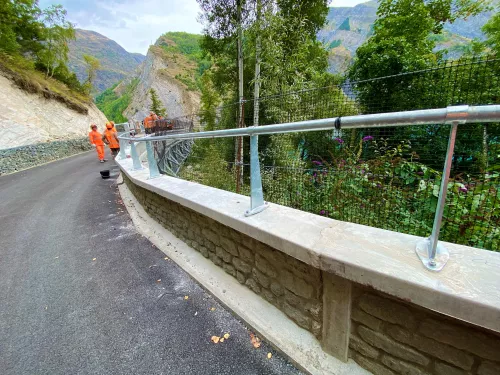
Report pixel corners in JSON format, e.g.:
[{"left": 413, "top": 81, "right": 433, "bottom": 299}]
[
  {"left": 123, "top": 174, "right": 500, "bottom": 375},
  {"left": 124, "top": 175, "right": 323, "bottom": 338},
  {"left": 0, "top": 137, "right": 92, "bottom": 175},
  {"left": 349, "top": 289, "right": 500, "bottom": 375}
]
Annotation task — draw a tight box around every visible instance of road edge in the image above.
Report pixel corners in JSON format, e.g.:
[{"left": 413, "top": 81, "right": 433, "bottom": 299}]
[{"left": 117, "top": 173, "right": 369, "bottom": 375}]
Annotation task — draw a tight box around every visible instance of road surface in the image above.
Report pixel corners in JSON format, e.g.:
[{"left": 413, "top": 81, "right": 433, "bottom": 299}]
[{"left": 0, "top": 151, "right": 301, "bottom": 375}]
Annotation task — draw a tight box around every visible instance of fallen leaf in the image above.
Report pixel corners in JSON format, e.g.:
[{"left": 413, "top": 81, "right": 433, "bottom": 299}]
[
  {"left": 55, "top": 256, "right": 59, "bottom": 259},
  {"left": 45, "top": 306, "right": 48, "bottom": 310},
  {"left": 164, "top": 257, "right": 169, "bottom": 260},
  {"left": 267, "top": 353, "right": 272, "bottom": 359},
  {"left": 210, "top": 307, "right": 215, "bottom": 311},
  {"left": 184, "top": 296, "right": 189, "bottom": 300},
  {"left": 223, "top": 333, "right": 230, "bottom": 339},
  {"left": 92, "top": 258, "right": 97, "bottom": 261},
  {"left": 220, "top": 338, "right": 225, "bottom": 343},
  {"left": 194, "top": 312, "right": 198, "bottom": 316},
  {"left": 250, "top": 333, "right": 261, "bottom": 348},
  {"left": 156, "top": 279, "right": 161, "bottom": 283},
  {"left": 211, "top": 336, "right": 220, "bottom": 344}
]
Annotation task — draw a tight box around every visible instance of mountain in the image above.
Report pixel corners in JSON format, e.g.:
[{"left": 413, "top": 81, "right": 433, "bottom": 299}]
[
  {"left": 320, "top": 1, "right": 497, "bottom": 74},
  {"left": 97, "top": 32, "right": 204, "bottom": 124},
  {"left": 68, "top": 29, "right": 146, "bottom": 93}
]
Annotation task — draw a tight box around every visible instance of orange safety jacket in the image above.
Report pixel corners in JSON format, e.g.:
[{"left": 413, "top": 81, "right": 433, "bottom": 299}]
[
  {"left": 103, "top": 129, "right": 120, "bottom": 149},
  {"left": 89, "top": 130, "right": 105, "bottom": 146},
  {"left": 144, "top": 115, "right": 157, "bottom": 129}
]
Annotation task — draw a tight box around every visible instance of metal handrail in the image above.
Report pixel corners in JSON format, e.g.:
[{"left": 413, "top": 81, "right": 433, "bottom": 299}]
[{"left": 118, "top": 105, "right": 500, "bottom": 272}]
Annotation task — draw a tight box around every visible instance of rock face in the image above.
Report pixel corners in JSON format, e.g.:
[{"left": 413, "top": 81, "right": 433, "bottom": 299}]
[
  {"left": 0, "top": 74, "right": 108, "bottom": 150},
  {"left": 122, "top": 47, "right": 200, "bottom": 123}
]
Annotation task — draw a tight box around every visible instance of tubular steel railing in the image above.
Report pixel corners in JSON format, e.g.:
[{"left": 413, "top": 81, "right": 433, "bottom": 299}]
[{"left": 118, "top": 105, "right": 500, "bottom": 272}]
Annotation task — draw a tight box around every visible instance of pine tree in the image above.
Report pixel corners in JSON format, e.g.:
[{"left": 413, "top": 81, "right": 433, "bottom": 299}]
[{"left": 149, "top": 88, "right": 167, "bottom": 117}]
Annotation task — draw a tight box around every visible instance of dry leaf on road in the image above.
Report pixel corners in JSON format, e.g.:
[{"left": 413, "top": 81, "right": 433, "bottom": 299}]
[
  {"left": 220, "top": 338, "right": 225, "bottom": 343},
  {"left": 184, "top": 296, "right": 189, "bottom": 300},
  {"left": 211, "top": 336, "right": 220, "bottom": 344},
  {"left": 92, "top": 258, "right": 96, "bottom": 261},
  {"left": 156, "top": 279, "right": 161, "bottom": 283},
  {"left": 210, "top": 307, "right": 215, "bottom": 311},
  {"left": 164, "top": 257, "right": 169, "bottom": 260},
  {"left": 250, "top": 333, "right": 261, "bottom": 348},
  {"left": 267, "top": 353, "right": 272, "bottom": 359},
  {"left": 223, "top": 333, "right": 230, "bottom": 339}
]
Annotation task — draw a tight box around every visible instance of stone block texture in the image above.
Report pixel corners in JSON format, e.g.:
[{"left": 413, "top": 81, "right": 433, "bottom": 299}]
[
  {"left": 0, "top": 137, "right": 92, "bottom": 175},
  {"left": 349, "top": 290, "right": 500, "bottom": 375},
  {"left": 125, "top": 175, "right": 500, "bottom": 373},
  {"left": 124, "top": 176, "right": 323, "bottom": 337}
]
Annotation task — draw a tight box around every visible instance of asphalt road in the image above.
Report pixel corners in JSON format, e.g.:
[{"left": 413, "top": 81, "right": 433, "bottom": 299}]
[{"left": 0, "top": 151, "right": 301, "bottom": 375}]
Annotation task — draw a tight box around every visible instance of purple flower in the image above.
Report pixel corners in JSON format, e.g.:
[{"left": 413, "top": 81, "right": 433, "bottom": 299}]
[
  {"left": 459, "top": 186, "right": 468, "bottom": 193},
  {"left": 362, "top": 135, "right": 374, "bottom": 142},
  {"left": 417, "top": 171, "right": 424, "bottom": 175},
  {"left": 313, "top": 172, "right": 317, "bottom": 177},
  {"left": 312, "top": 160, "right": 322, "bottom": 166},
  {"left": 319, "top": 210, "right": 326, "bottom": 215},
  {"left": 334, "top": 137, "right": 344, "bottom": 144}
]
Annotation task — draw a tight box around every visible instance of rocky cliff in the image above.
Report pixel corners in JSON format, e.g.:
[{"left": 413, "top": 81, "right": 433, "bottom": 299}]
[
  {"left": 0, "top": 73, "right": 108, "bottom": 150},
  {"left": 122, "top": 41, "right": 200, "bottom": 122}
]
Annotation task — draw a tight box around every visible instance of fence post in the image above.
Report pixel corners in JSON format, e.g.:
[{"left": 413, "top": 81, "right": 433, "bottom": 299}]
[
  {"left": 415, "top": 105, "right": 468, "bottom": 271},
  {"left": 245, "top": 134, "right": 268, "bottom": 216},
  {"left": 146, "top": 140, "right": 160, "bottom": 179},
  {"left": 130, "top": 141, "right": 143, "bottom": 170},
  {"left": 118, "top": 138, "right": 126, "bottom": 160}
]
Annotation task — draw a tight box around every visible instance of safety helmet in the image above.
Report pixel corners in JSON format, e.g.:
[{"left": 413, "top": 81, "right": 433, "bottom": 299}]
[
  {"left": 90, "top": 123, "right": 97, "bottom": 129},
  {"left": 106, "top": 122, "right": 113, "bottom": 129}
]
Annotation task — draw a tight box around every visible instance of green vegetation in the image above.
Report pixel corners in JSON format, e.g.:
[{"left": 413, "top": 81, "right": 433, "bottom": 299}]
[
  {"left": 328, "top": 39, "right": 342, "bottom": 49},
  {"left": 0, "top": 0, "right": 99, "bottom": 109},
  {"left": 158, "top": 31, "right": 212, "bottom": 88},
  {"left": 95, "top": 78, "right": 138, "bottom": 122},
  {"left": 149, "top": 88, "right": 167, "bottom": 117},
  {"left": 338, "top": 17, "right": 351, "bottom": 31}
]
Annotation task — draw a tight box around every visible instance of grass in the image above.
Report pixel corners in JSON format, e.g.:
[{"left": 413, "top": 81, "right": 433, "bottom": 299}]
[{"left": 0, "top": 53, "right": 91, "bottom": 114}]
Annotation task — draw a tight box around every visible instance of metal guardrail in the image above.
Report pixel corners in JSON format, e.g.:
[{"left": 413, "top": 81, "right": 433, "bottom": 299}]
[{"left": 118, "top": 105, "right": 500, "bottom": 272}]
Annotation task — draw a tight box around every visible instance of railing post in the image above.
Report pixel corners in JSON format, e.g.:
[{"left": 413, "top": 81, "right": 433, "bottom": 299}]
[
  {"left": 146, "top": 140, "right": 160, "bottom": 179},
  {"left": 118, "top": 138, "right": 126, "bottom": 160},
  {"left": 245, "top": 134, "right": 268, "bottom": 216},
  {"left": 130, "top": 141, "right": 143, "bottom": 170},
  {"left": 416, "top": 106, "right": 468, "bottom": 271}
]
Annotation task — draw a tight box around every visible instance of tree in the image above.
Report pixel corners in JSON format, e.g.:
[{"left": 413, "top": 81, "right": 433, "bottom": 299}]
[
  {"left": 82, "top": 54, "right": 100, "bottom": 93},
  {"left": 149, "top": 88, "right": 167, "bottom": 117},
  {"left": 0, "top": 0, "right": 45, "bottom": 54},
  {"left": 37, "top": 5, "right": 75, "bottom": 78},
  {"left": 483, "top": 10, "right": 500, "bottom": 55}
]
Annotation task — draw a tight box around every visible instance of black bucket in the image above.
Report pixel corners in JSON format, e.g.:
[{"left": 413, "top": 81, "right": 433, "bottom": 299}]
[{"left": 100, "top": 170, "right": 110, "bottom": 179}]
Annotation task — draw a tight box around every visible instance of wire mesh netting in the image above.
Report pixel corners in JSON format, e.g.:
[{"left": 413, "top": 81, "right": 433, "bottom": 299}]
[{"left": 154, "top": 55, "right": 500, "bottom": 252}]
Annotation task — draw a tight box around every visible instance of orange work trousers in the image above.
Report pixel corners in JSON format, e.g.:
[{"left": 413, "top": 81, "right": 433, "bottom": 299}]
[{"left": 95, "top": 145, "right": 105, "bottom": 161}]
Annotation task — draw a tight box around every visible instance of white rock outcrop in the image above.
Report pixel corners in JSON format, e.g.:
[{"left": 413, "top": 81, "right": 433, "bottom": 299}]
[
  {"left": 123, "top": 49, "right": 200, "bottom": 122},
  {"left": 0, "top": 74, "right": 108, "bottom": 150}
]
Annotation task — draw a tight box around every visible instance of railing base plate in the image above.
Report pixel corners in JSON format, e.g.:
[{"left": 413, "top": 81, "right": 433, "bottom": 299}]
[
  {"left": 245, "top": 202, "right": 269, "bottom": 217},
  {"left": 415, "top": 237, "right": 450, "bottom": 272}
]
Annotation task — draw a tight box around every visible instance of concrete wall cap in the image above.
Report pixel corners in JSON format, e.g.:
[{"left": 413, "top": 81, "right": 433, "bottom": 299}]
[{"left": 117, "top": 158, "right": 500, "bottom": 334}]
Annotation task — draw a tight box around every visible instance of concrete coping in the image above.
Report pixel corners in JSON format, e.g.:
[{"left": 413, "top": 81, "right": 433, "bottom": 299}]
[{"left": 117, "top": 158, "right": 500, "bottom": 334}]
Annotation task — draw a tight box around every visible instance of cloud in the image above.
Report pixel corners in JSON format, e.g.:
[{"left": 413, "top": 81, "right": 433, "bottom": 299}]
[{"left": 38, "top": 0, "right": 203, "bottom": 54}]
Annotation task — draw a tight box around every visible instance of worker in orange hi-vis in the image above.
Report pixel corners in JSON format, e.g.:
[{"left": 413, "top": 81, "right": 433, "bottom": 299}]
[
  {"left": 88, "top": 123, "right": 106, "bottom": 163},
  {"left": 143, "top": 111, "right": 158, "bottom": 134},
  {"left": 106, "top": 121, "right": 117, "bottom": 133},
  {"left": 102, "top": 122, "right": 121, "bottom": 159}
]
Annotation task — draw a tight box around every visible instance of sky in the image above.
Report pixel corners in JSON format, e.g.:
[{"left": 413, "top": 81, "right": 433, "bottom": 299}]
[{"left": 38, "top": 0, "right": 369, "bottom": 55}]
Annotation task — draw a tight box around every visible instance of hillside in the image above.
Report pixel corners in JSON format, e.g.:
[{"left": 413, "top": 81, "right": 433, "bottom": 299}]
[
  {"left": 68, "top": 29, "right": 146, "bottom": 93},
  {"left": 0, "top": 60, "right": 107, "bottom": 149},
  {"left": 98, "top": 32, "right": 205, "bottom": 123},
  {"left": 320, "top": 0, "right": 497, "bottom": 74}
]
